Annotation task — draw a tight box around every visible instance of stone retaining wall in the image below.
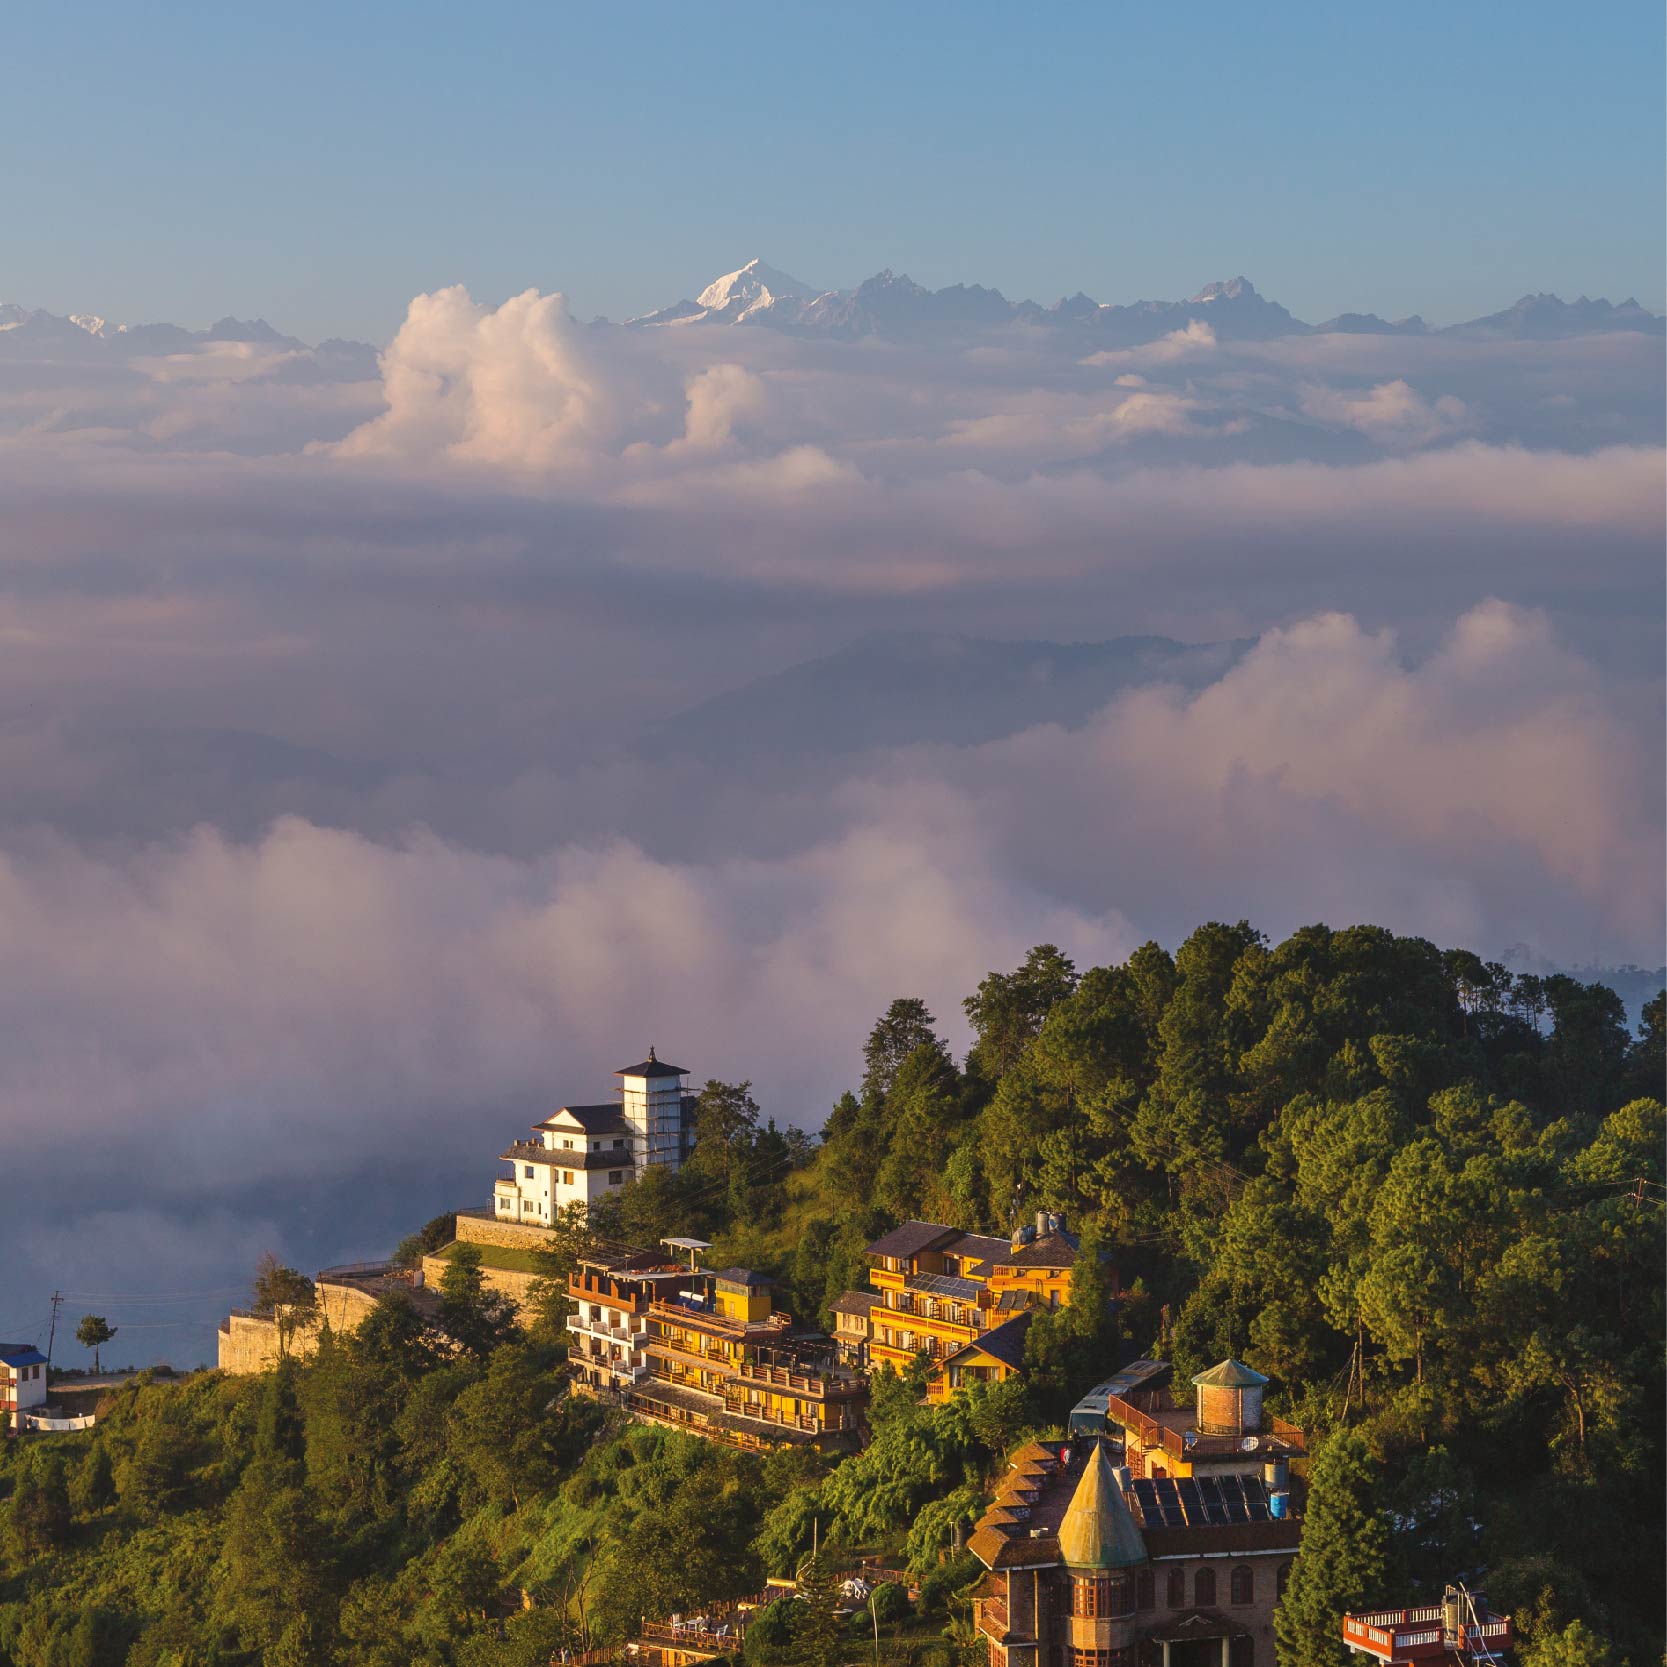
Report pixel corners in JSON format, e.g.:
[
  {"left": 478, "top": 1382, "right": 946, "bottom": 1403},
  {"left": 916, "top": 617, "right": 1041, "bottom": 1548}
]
[
  {"left": 216, "top": 1281, "right": 394, "bottom": 1374},
  {"left": 454, "top": 1212, "right": 558, "bottom": 1252},
  {"left": 421, "top": 1251, "right": 541, "bottom": 1313}
]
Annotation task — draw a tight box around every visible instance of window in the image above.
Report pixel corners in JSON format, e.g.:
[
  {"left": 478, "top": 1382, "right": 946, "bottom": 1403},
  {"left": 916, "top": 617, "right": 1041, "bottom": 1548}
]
[
  {"left": 1195, "top": 1569, "right": 1216, "bottom": 1607},
  {"left": 524, "top": 1164, "right": 535, "bottom": 1179},
  {"left": 614, "top": 1137, "right": 625, "bottom": 1148},
  {"left": 1230, "top": 1639, "right": 1255, "bottom": 1667},
  {"left": 1167, "top": 1568, "right": 1186, "bottom": 1608},
  {"left": 1071, "top": 1577, "right": 1132, "bottom": 1619},
  {"left": 1230, "top": 1565, "right": 1254, "bottom": 1606},
  {"left": 562, "top": 1170, "right": 575, "bottom": 1185},
  {"left": 1276, "top": 1562, "right": 1293, "bottom": 1600},
  {"left": 562, "top": 1138, "right": 574, "bottom": 1149},
  {"left": 1135, "top": 1570, "right": 1154, "bottom": 1612},
  {"left": 609, "top": 1170, "right": 624, "bottom": 1185}
]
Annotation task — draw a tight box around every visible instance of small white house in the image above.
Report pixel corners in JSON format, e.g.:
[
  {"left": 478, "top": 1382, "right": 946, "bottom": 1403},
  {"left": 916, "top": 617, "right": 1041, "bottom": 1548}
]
[
  {"left": 494, "top": 1049, "right": 697, "bottom": 1225},
  {"left": 0, "top": 1344, "right": 48, "bottom": 1433}
]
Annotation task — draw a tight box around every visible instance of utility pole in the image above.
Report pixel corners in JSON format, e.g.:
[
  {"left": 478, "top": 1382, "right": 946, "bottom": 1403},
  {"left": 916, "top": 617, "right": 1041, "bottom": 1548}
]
[{"left": 45, "top": 1291, "right": 63, "bottom": 1369}]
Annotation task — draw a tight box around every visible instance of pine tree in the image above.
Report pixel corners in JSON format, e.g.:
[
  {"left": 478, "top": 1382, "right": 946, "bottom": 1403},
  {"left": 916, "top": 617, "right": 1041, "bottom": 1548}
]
[
  {"left": 8, "top": 1450, "right": 72, "bottom": 1554},
  {"left": 794, "top": 1551, "right": 844, "bottom": 1667},
  {"left": 1275, "top": 1430, "right": 1396, "bottom": 1667}
]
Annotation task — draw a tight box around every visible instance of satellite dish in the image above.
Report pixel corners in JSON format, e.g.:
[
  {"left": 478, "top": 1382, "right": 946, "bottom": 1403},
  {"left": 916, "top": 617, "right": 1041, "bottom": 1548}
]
[{"left": 1241, "top": 1436, "right": 1260, "bottom": 1453}]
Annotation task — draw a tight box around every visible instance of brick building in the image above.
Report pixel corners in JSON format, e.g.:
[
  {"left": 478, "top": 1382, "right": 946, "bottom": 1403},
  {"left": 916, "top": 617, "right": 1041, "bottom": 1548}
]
[{"left": 970, "top": 1365, "right": 1305, "bottom": 1667}]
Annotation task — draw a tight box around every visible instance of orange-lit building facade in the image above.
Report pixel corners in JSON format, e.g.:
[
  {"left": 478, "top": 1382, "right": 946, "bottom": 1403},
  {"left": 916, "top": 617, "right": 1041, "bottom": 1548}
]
[
  {"left": 839, "top": 1213, "right": 1110, "bottom": 1402},
  {"left": 970, "top": 1376, "right": 1306, "bottom": 1667},
  {"left": 617, "top": 1263, "right": 867, "bottom": 1452}
]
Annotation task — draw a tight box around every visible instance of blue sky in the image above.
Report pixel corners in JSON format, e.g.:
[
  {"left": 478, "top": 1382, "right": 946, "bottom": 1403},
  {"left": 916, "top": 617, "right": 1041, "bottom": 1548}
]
[{"left": 5, "top": 0, "right": 1664, "bottom": 341}]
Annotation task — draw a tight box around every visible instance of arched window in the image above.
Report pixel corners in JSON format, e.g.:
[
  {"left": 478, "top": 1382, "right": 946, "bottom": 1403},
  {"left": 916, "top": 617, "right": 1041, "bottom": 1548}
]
[
  {"left": 1195, "top": 1568, "right": 1217, "bottom": 1607},
  {"left": 1276, "top": 1561, "right": 1293, "bottom": 1600},
  {"left": 1230, "top": 1565, "right": 1254, "bottom": 1606},
  {"left": 1136, "top": 1569, "right": 1155, "bottom": 1612},
  {"left": 1230, "top": 1638, "right": 1255, "bottom": 1667},
  {"left": 1166, "top": 1567, "right": 1186, "bottom": 1608}
]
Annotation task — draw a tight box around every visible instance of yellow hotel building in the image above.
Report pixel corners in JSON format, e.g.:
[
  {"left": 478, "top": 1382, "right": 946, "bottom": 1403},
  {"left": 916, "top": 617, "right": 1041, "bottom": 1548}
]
[
  {"left": 626, "top": 1265, "right": 868, "bottom": 1451},
  {"left": 845, "top": 1212, "right": 1104, "bottom": 1403}
]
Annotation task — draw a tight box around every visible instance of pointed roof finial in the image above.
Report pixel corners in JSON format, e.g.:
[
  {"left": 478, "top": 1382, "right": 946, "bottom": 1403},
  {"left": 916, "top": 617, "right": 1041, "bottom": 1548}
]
[
  {"left": 1057, "top": 1440, "right": 1146, "bottom": 1570},
  {"left": 648, "top": 1045, "right": 657, "bottom": 1062}
]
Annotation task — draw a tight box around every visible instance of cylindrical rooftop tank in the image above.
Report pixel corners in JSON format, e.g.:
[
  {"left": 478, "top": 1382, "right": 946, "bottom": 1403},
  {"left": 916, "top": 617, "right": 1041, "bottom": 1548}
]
[
  {"left": 1263, "top": 1456, "right": 1288, "bottom": 1491},
  {"left": 1268, "top": 1490, "right": 1290, "bottom": 1520}
]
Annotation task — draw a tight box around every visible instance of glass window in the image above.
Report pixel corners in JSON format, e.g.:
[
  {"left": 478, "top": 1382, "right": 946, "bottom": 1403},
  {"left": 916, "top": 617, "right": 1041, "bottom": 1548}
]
[
  {"left": 523, "top": 1165, "right": 535, "bottom": 1179},
  {"left": 1136, "top": 1570, "right": 1154, "bottom": 1612},
  {"left": 609, "top": 1170, "right": 624, "bottom": 1185},
  {"left": 1195, "top": 1568, "right": 1216, "bottom": 1607},
  {"left": 562, "top": 1170, "right": 574, "bottom": 1185},
  {"left": 1167, "top": 1568, "right": 1186, "bottom": 1608},
  {"left": 1230, "top": 1639, "right": 1255, "bottom": 1667},
  {"left": 1071, "top": 1576, "right": 1107, "bottom": 1617},
  {"left": 1230, "top": 1565, "right": 1254, "bottom": 1606},
  {"left": 1276, "top": 1562, "right": 1293, "bottom": 1600}
]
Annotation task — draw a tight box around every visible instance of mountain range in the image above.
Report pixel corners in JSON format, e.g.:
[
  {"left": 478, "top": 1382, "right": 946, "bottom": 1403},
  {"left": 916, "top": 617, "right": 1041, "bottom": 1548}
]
[
  {"left": 2, "top": 264, "right": 1660, "bottom": 359},
  {"left": 637, "top": 630, "right": 1253, "bottom": 763},
  {"left": 627, "top": 259, "right": 1665, "bottom": 344}
]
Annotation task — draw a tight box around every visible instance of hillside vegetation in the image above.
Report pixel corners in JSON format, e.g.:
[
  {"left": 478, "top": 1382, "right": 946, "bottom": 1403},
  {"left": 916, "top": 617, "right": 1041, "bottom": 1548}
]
[{"left": 2, "top": 922, "right": 1660, "bottom": 1667}]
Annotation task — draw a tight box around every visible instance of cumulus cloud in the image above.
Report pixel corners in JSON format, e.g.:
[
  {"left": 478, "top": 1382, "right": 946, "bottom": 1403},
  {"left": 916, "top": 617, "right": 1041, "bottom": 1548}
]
[
  {"left": 331, "top": 286, "right": 613, "bottom": 468},
  {"left": 1299, "top": 377, "right": 1473, "bottom": 447},
  {"left": 677, "top": 362, "right": 768, "bottom": 449}
]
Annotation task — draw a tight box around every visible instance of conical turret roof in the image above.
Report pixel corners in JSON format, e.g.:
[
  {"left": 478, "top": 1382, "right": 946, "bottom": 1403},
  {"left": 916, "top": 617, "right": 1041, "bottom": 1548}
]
[
  {"left": 1057, "top": 1442, "right": 1146, "bottom": 1570},
  {"left": 1191, "top": 1358, "right": 1268, "bottom": 1388}
]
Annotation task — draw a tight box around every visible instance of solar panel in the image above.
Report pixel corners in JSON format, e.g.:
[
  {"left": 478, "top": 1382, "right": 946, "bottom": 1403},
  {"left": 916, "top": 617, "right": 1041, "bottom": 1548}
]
[{"left": 905, "top": 1271, "right": 982, "bottom": 1298}]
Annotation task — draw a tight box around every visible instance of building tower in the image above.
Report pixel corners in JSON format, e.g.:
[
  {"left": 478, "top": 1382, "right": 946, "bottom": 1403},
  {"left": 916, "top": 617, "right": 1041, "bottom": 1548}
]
[
  {"left": 1191, "top": 1357, "right": 1269, "bottom": 1436},
  {"left": 618, "top": 1049, "right": 691, "bottom": 1172},
  {"left": 1059, "top": 1441, "right": 1149, "bottom": 1656}
]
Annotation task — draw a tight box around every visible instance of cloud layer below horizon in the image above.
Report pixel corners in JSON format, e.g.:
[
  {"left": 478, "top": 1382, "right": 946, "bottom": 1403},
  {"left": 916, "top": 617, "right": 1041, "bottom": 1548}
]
[{"left": 0, "top": 283, "right": 1660, "bottom": 1359}]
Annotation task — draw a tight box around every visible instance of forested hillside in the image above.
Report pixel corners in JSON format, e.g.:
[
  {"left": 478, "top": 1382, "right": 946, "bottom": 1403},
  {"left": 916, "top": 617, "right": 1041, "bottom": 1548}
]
[{"left": 2, "top": 923, "right": 1661, "bottom": 1667}]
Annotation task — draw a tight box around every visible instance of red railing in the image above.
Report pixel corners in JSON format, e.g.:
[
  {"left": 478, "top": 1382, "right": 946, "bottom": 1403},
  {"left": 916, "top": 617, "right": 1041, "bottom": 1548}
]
[{"left": 1342, "top": 1608, "right": 1511, "bottom": 1661}]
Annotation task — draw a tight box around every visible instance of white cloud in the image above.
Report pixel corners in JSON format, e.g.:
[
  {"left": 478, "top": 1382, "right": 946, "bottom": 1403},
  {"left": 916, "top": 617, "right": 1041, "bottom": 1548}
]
[
  {"left": 678, "top": 362, "right": 767, "bottom": 450},
  {"left": 1082, "top": 317, "right": 1218, "bottom": 367},
  {"left": 1299, "top": 376, "right": 1472, "bottom": 447},
  {"left": 331, "top": 286, "right": 611, "bottom": 469}
]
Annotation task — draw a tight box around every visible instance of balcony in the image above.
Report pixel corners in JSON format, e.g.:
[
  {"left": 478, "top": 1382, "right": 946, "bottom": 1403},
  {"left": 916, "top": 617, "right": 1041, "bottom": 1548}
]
[{"left": 567, "top": 1313, "right": 641, "bottom": 1346}]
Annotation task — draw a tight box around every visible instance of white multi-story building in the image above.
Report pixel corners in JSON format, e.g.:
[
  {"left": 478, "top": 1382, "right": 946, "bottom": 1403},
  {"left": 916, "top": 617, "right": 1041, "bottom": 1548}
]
[
  {"left": 494, "top": 1050, "right": 697, "bottom": 1226},
  {"left": 565, "top": 1246, "right": 697, "bottom": 1393},
  {"left": 0, "top": 1344, "right": 48, "bottom": 1434}
]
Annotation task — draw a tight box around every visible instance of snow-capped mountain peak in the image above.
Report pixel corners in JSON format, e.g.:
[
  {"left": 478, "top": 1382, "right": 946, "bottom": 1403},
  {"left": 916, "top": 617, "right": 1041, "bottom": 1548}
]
[
  {"left": 694, "top": 258, "right": 819, "bottom": 317},
  {"left": 1189, "top": 276, "right": 1260, "bottom": 303}
]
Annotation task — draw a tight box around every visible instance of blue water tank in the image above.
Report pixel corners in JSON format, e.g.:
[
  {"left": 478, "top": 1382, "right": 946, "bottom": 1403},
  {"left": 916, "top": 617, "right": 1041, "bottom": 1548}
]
[{"left": 1269, "top": 1490, "right": 1290, "bottom": 1520}]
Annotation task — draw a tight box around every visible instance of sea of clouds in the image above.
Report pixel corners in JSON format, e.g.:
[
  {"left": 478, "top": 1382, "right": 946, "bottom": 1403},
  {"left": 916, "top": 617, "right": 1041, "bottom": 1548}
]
[{"left": 1, "top": 286, "right": 1660, "bottom": 1359}]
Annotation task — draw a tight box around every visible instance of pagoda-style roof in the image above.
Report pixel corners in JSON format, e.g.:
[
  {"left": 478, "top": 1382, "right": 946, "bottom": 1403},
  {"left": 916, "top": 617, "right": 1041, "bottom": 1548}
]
[
  {"left": 617, "top": 1047, "right": 686, "bottom": 1078},
  {"left": 1192, "top": 1358, "right": 1269, "bottom": 1388},
  {"left": 1057, "top": 1442, "right": 1146, "bottom": 1570}
]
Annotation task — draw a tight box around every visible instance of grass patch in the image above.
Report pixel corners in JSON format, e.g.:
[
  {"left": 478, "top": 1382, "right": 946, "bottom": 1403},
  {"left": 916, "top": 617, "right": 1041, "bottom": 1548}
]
[{"left": 436, "top": 1240, "right": 548, "bottom": 1276}]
